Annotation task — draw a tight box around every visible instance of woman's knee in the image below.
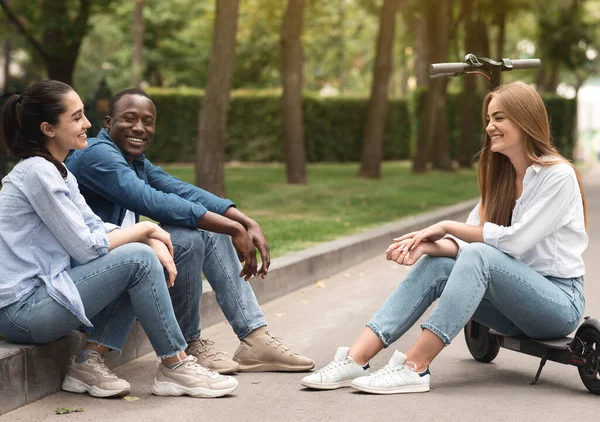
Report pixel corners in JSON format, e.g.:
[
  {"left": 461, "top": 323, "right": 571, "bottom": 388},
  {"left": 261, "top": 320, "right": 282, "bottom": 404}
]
[
  {"left": 458, "top": 242, "right": 501, "bottom": 265},
  {"left": 112, "top": 243, "right": 162, "bottom": 272},
  {"left": 410, "top": 254, "right": 455, "bottom": 278}
]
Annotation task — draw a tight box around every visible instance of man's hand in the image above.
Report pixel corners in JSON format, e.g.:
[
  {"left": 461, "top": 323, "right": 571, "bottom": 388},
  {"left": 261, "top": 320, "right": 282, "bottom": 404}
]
[
  {"left": 143, "top": 237, "right": 177, "bottom": 287},
  {"left": 246, "top": 221, "right": 270, "bottom": 279},
  {"left": 231, "top": 230, "right": 259, "bottom": 281}
]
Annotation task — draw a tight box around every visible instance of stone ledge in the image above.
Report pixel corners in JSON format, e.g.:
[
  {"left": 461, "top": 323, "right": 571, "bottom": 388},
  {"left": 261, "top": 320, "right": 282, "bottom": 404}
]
[{"left": 0, "top": 198, "right": 477, "bottom": 414}]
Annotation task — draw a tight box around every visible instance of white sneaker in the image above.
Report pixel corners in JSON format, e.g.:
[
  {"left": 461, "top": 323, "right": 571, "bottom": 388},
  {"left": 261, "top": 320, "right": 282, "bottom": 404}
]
[
  {"left": 300, "top": 347, "right": 369, "bottom": 390},
  {"left": 152, "top": 356, "right": 238, "bottom": 398},
  {"left": 350, "top": 350, "right": 430, "bottom": 394}
]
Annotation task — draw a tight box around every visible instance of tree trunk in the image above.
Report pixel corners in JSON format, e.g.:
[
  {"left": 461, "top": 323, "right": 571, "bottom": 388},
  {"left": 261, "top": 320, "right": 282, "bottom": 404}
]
[
  {"left": 281, "top": 0, "right": 307, "bottom": 184},
  {"left": 458, "top": 0, "right": 477, "bottom": 168},
  {"left": 412, "top": 0, "right": 451, "bottom": 173},
  {"left": 414, "top": 18, "right": 430, "bottom": 87},
  {"left": 430, "top": 0, "right": 452, "bottom": 170},
  {"left": 44, "top": 55, "right": 77, "bottom": 86},
  {"left": 132, "top": 0, "right": 145, "bottom": 88},
  {"left": 473, "top": 14, "right": 490, "bottom": 92},
  {"left": 337, "top": 0, "right": 345, "bottom": 93},
  {"left": 0, "top": 93, "right": 7, "bottom": 183},
  {"left": 195, "top": 0, "right": 240, "bottom": 197},
  {"left": 358, "top": 0, "right": 400, "bottom": 179},
  {"left": 495, "top": 11, "right": 506, "bottom": 60},
  {"left": 431, "top": 80, "right": 452, "bottom": 170},
  {"left": 41, "top": 0, "right": 90, "bottom": 86},
  {"left": 544, "top": 63, "right": 560, "bottom": 93},
  {"left": 2, "top": 38, "right": 10, "bottom": 93}
]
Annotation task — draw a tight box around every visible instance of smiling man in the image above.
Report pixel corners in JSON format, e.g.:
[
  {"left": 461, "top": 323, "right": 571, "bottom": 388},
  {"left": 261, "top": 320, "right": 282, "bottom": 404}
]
[{"left": 66, "top": 89, "right": 314, "bottom": 376}]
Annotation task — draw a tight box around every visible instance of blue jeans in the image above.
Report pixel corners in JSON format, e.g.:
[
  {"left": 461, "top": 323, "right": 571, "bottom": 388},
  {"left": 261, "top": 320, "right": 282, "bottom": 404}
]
[
  {"left": 164, "top": 226, "right": 266, "bottom": 342},
  {"left": 368, "top": 243, "right": 585, "bottom": 346},
  {"left": 0, "top": 243, "right": 187, "bottom": 358}
]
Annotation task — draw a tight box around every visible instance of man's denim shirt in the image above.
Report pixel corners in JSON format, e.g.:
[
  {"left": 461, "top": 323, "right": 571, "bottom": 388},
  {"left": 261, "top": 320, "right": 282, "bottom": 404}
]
[{"left": 66, "top": 129, "right": 234, "bottom": 227}]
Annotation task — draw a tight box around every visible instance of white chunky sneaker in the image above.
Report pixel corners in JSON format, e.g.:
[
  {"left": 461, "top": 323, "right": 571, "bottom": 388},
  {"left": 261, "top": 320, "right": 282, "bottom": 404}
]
[
  {"left": 62, "top": 351, "right": 131, "bottom": 398},
  {"left": 350, "top": 350, "right": 430, "bottom": 394},
  {"left": 152, "top": 356, "right": 238, "bottom": 398},
  {"left": 300, "top": 347, "right": 370, "bottom": 390}
]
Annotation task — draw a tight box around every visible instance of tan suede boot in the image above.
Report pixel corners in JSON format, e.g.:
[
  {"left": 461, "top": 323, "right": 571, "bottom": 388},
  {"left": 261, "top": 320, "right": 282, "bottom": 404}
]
[
  {"left": 186, "top": 338, "right": 240, "bottom": 374},
  {"left": 233, "top": 327, "right": 315, "bottom": 372}
]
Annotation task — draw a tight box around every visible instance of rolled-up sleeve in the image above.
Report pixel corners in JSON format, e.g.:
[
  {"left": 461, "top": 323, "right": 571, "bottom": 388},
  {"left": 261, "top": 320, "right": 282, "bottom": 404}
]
[
  {"left": 23, "top": 163, "right": 110, "bottom": 264},
  {"left": 482, "top": 167, "right": 578, "bottom": 258},
  {"left": 145, "top": 161, "right": 235, "bottom": 216}
]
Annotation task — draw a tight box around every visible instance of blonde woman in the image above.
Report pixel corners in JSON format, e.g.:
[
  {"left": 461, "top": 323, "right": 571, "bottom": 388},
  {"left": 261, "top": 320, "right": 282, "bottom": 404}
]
[{"left": 301, "top": 82, "right": 588, "bottom": 394}]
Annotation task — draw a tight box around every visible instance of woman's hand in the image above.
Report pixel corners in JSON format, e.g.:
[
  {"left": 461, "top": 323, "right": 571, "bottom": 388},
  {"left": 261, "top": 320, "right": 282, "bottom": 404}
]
[
  {"left": 144, "top": 237, "right": 177, "bottom": 288},
  {"left": 385, "top": 238, "right": 428, "bottom": 266},
  {"left": 394, "top": 222, "right": 448, "bottom": 252},
  {"left": 144, "top": 223, "right": 174, "bottom": 257}
]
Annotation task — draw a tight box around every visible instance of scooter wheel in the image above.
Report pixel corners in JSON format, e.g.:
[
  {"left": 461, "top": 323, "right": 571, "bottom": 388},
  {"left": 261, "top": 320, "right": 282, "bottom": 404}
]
[
  {"left": 464, "top": 322, "right": 500, "bottom": 363},
  {"left": 577, "top": 327, "right": 600, "bottom": 395}
]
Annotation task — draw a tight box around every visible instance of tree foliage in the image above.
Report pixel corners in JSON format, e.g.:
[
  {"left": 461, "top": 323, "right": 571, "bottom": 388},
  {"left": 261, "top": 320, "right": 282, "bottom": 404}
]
[{"left": 0, "top": 0, "right": 112, "bottom": 85}]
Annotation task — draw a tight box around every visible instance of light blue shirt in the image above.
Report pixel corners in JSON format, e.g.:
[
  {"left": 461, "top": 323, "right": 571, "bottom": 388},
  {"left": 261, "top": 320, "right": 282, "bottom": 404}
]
[{"left": 0, "top": 157, "right": 119, "bottom": 326}]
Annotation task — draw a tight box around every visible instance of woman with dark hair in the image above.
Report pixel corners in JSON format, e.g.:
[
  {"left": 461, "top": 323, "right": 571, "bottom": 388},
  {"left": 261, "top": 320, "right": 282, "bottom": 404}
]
[
  {"left": 0, "top": 80, "right": 238, "bottom": 398},
  {"left": 302, "top": 82, "right": 588, "bottom": 394}
]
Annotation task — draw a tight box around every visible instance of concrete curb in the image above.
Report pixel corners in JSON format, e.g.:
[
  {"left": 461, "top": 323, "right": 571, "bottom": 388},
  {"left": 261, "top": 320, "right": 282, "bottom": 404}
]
[{"left": 0, "top": 198, "right": 477, "bottom": 414}]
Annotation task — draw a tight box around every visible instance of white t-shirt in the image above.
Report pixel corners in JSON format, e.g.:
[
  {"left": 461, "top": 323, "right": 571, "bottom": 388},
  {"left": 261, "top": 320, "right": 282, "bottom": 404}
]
[{"left": 121, "top": 210, "right": 136, "bottom": 228}]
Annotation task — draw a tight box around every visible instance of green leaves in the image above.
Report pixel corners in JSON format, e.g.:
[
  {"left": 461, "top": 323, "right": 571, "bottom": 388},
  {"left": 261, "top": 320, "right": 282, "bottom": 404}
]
[{"left": 55, "top": 407, "right": 84, "bottom": 415}]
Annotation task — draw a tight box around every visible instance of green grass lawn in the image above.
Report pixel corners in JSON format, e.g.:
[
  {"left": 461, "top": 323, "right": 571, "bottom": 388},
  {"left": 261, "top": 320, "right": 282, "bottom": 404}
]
[{"left": 161, "top": 161, "right": 479, "bottom": 258}]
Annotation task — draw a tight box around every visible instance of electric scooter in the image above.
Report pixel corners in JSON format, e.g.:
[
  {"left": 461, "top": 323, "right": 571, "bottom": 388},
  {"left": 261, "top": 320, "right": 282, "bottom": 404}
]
[{"left": 429, "top": 54, "right": 600, "bottom": 395}]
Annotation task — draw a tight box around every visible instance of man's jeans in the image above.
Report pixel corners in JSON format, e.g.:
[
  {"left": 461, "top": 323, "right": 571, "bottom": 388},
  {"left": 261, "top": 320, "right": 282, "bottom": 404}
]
[
  {"left": 368, "top": 243, "right": 585, "bottom": 346},
  {"left": 0, "top": 243, "right": 188, "bottom": 358},
  {"left": 164, "top": 226, "right": 266, "bottom": 342}
]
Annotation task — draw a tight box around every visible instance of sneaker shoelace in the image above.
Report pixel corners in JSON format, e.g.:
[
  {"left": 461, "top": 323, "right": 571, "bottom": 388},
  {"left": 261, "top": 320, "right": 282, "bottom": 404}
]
[
  {"left": 188, "top": 338, "right": 229, "bottom": 360},
  {"left": 265, "top": 331, "right": 294, "bottom": 355},
  {"left": 370, "top": 361, "right": 416, "bottom": 378},
  {"left": 314, "top": 359, "right": 349, "bottom": 375},
  {"left": 86, "top": 353, "right": 118, "bottom": 379},
  {"left": 182, "top": 356, "right": 220, "bottom": 378}
]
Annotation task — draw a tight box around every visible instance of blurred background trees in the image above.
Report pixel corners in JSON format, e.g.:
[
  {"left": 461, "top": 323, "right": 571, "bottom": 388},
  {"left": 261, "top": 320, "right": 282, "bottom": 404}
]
[{"left": 1, "top": 0, "right": 599, "bottom": 187}]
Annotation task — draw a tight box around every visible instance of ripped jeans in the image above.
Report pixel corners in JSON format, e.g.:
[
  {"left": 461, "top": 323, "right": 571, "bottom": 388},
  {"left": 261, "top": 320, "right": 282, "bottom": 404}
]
[
  {"left": 368, "top": 243, "right": 585, "bottom": 346},
  {"left": 0, "top": 243, "right": 187, "bottom": 358}
]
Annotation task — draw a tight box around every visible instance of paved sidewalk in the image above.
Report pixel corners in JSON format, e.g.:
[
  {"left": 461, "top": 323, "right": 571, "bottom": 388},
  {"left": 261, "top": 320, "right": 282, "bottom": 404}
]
[{"left": 3, "top": 166, "right": 600, "bottom": 421}]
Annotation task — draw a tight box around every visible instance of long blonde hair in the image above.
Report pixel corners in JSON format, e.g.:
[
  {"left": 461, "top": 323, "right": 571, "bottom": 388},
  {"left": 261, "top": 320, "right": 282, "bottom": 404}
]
[{"left": 478, "top": 82, "right": 587, "bottom": 228}]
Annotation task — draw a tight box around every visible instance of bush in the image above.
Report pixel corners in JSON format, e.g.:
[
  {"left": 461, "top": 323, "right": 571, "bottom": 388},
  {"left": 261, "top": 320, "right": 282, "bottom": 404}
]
[{"left": 145, "top": 87, "right": 577, "bottom": 163}]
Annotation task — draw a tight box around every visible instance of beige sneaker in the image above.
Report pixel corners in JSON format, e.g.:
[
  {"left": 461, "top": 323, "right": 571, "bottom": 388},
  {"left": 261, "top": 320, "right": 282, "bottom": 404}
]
[
  {"left": 186, "top": 338, "right": 240, "bottom": 374},
  {"left": 152, "top": 356, "right": 238, "bottom": 398},
  {"left": 61, "top": 351, "right": 131, "bottom": 398},
  {"left": 233, "top": 327, "right": 315, "bottom": 372}
]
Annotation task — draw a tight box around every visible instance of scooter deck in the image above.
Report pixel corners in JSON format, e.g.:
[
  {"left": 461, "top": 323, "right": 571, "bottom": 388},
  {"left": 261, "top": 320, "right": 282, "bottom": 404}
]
[{"left": 489, "top": 330, "right": 573, "bottom": 350}]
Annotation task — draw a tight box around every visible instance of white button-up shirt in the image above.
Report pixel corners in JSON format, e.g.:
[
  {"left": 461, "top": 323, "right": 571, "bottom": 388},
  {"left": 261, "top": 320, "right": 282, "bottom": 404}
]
[{"left": 452, "top": 161, "right": 587, "bottom": 278}]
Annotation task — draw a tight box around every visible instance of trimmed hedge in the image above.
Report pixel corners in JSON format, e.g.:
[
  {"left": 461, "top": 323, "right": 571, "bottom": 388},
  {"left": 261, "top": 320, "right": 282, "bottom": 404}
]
[{"left": 145, "top": 88, "right": 576, "bottom": 163}]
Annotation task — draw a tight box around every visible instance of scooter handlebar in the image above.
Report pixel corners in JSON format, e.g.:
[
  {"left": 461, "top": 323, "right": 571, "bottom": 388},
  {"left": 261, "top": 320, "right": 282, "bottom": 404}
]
[
  {"left": 429, "top": 62, "right": 470, "bottom": 76},
  {"left": 508, "top": 58, "right": 541, "bottom": 70},
  {"left": 430, "top": 57, "right": 542, "bottom": 77}
]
